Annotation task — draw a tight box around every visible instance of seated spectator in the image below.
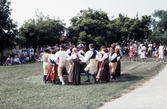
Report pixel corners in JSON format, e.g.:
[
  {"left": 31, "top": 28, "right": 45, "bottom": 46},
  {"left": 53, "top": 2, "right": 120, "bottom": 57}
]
[
  {"left": 20, "top": 54, "right": 27, "bottom": 64},
  {"left": 3, "top": 55, "right": 11, "bottom": 65},
  {"left": 13, "top": 55, "right": 21, "bottom": 64},
  {"left": 25, "top": 55, "right": 30, "bottom": 62},
  {"left": 29, "top": 49, "right": 34, "bottom": 59}
]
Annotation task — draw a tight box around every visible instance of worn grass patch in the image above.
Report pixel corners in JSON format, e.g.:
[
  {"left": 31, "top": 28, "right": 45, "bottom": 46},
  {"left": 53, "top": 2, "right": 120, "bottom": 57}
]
[{"left": 0, "top": 60, "right": 166, "bottom": 109}]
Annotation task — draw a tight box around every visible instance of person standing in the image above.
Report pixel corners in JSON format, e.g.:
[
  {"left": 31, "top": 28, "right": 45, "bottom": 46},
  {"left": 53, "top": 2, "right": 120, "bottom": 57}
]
[
  {"left": 54, "top": 45, "right": 69, "bottom": 85},
  {"left": 158, "top": 43, "right": 165, "bottom": 62},
  {"left": 42, "top": 49, "right": 50, "bottom": 83},
  {"left": 84, "top": 43, "right": 99, "bottom": 83},
  {"left": 133, "top": 41, "right": 139, "bottom": 61},
  {"left": 128, "top": 42, "right": 134, "bottom": 61},
  {"left": 140, "top": 44, "right": 147, "bottom": 61}
]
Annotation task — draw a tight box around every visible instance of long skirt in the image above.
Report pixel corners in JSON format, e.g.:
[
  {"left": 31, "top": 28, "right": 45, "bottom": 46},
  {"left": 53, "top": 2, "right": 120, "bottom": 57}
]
[
  {"left": 115, "top": 61, "right": 121, "bottom": 77},
  {"left": 72, "top": 61, "right": 81, "bottom": 85},
  {"left": 68, "top": 62, "right": 74, "bottom": 83},
  {"left": 97, "top": 62, "right": 110, "bottom": 82},
  {"left": 96, "top": 61, "right": 102, "bottom": 74},
  {"left": 46, "top": 64, "right": 57, "bottom": 81},
  {"left": 80, "top": 63, "right": 87, "bottom": 73}
]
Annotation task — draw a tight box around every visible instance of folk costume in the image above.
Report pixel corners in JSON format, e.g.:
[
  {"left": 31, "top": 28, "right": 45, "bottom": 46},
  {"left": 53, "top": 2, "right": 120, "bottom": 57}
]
[
  {"left": 78, "top": 45, "right": 87, "bottom": 73},
  {"left": 67, "top": 48, "right": 85, "bottom": 85},
  {"left": 109, "top": 50, "right": 118, "bottom": 80},
  {"left": 54, "top": 45, "right": 69, "bottom": 85},
  {"left": 96, "top": 52, "right": 110, "bottom": 82},
  {"left": 46, "top": 52, "right": 58, "bottom": 84},
  {"left": 42, "top": 49, "right": 50, "bottom": 83},
  {"left": 84, "top": 44, "right": 99, "bottom": 83}
]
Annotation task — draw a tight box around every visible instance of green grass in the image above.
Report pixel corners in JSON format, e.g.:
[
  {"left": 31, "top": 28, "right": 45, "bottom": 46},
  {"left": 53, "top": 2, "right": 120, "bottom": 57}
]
[{"left": 0, "top": 59, "right": 166, "bottom": 109}]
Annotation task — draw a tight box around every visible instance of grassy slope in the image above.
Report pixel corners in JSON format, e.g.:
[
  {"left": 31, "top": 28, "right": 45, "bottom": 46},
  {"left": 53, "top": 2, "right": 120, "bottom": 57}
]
[{"left": 0, "top": 60, "right": 166, "bottom": 109}]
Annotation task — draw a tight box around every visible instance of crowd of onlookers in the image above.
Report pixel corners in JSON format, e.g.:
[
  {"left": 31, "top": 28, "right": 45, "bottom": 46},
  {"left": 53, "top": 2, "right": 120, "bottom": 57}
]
[{"left": 0, "top": 40, "right": 166, "bottom": 66}]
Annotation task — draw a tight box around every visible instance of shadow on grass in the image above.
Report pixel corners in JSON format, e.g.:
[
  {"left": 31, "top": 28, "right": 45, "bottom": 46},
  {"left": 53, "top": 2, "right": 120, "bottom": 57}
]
[
  {"left": 113, "top": 74, "right": 143, "bottom": 83},
  {"left": 61, "top": 73, "right": 143, "bottom": 86}
]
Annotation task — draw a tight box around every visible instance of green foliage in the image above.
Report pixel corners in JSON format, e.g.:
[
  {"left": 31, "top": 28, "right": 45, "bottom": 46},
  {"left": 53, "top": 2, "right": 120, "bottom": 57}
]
[
  {"left": 68, "top": 8, "right": 113, "bottom": 49},
  {"left": 0, "top": 0, "right": 18, "bottom": 51},
  {"left": 148, "top": 10, "right": 167, "bottom": 44},
  {"left": 19, "top": 14, "right": 66, "bottom": 48}
]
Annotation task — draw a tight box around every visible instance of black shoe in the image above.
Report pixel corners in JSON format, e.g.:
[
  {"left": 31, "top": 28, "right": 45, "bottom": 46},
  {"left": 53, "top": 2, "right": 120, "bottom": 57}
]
[
  {"left": 93, "top": 81, "right": 99, "bottom": 84},
  {"left": 84, "top": 80, "right": 90, "bottom": 82},
  {"left": 67, "top": 82, "right": 72, "bottom": 85}
]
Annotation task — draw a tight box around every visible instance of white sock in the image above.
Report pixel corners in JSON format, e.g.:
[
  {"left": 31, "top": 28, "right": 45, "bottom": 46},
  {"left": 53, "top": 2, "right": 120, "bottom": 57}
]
[{"left": 59, "top": 76, "right": 65, "bottom": 85}]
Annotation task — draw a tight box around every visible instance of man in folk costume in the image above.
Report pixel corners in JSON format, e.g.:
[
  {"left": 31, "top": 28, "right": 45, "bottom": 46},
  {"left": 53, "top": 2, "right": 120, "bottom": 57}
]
[
  {"left": 54, "top": 45, "right": 69, "bottom": 85},
  {"left": 42, "top": 49, "right": 50, "bottom": 83},
  {"left": 84, "top": 43, "right": 100, "bottom": 83}
]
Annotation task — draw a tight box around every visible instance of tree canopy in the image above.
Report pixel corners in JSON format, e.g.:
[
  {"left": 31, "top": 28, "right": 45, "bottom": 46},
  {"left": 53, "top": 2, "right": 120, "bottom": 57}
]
[
  {"left": 19, "top": 14, "right": 66, "bottom": 48},
  {"left": 0, "top": 0, "right": 18, "bottom": 51}
]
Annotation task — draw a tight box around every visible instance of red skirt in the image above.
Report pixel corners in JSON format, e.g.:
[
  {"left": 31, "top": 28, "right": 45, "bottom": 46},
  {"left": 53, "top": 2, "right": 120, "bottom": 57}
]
[{"left": 46, "top": 64, "right": 57, "bottom": 81}]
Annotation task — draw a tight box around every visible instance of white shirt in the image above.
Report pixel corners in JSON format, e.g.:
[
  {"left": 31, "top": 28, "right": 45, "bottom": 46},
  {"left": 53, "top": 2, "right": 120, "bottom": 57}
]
[
  {"left": 67, "top": 53, "right": 85, "bottom": 63},
  {"left": 78, "top": 49, "right": 85, "bottom": 56},
  {"left": 96, "top": 53, "right": 109, "bottom": 62},
  {"left": 84, "top": 49, "right": 101, "bottom": 62},
  {"left": 48, "top": 54, "right": 57, "bottom": 64},
  {"left": 54, "top": 50, "right": 69, "bottom": 63},
  {"left": 66, "top": 49, "right": 72, "bottom": 55},
  {"left": 109, "top": 53, "right": 117, "bottom": 61},
  {"left": 13, "top": 58, "right": 21, "bottom": 64}
]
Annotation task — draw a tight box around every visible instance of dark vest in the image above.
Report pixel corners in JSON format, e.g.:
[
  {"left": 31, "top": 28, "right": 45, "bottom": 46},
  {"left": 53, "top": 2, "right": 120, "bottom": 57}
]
[
  {"left": 90, "top": 49, "right": 96, "bottom": 59},
  {"left": 110, "top": 52, "right": 117, "bottom": 62}
]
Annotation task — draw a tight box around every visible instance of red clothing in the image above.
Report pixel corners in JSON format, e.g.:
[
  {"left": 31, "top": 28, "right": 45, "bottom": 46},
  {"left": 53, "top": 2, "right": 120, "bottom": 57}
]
[{"left": 46, "top": 64, "right": 57, "bottom": 81}]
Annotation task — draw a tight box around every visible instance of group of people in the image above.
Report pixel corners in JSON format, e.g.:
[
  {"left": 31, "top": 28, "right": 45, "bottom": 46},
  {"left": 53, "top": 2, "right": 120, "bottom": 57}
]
[
  {"left": 117, "top": 41, "right": 166, "bottom": 62},
  {"left": 42, "top": 43, "right": 121, "bottom": 85},
  {"left": 2, "top": 46, "right": 35, "bottom": 65}
]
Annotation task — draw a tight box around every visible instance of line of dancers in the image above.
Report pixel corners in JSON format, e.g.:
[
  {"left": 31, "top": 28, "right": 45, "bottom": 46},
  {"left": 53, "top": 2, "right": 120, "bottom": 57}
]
[{"left": 42, "top": 43, "right": 121, "bottom": 85}]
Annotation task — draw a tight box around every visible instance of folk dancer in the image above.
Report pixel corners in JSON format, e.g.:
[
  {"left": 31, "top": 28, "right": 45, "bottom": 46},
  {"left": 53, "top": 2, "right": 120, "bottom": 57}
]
[
  {"left": 54, "top": 45, "right": 69, "bottom": 85},
  {"left": 84, "top": 43, "right": 99, "bottom": 83},
  {"left": 42, "top": 49, "right": 50, "bottom": 83},
  {"left": 96, "top": 47, "right": 110, "bottom": 82},
  {"left": 67, "top": 48, "right": 85, "bottom": 85},
  {"left": 109, "top": 47, "right": 118, "bottom": 80},
  {"left": 46, "top": 50, "right": 58, "bottom": 84}
]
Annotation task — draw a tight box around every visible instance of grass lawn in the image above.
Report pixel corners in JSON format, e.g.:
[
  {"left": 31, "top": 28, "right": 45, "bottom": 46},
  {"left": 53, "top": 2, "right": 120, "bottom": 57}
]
[{"left": 0, "top": 58, "right": 166, "bottom": 109}]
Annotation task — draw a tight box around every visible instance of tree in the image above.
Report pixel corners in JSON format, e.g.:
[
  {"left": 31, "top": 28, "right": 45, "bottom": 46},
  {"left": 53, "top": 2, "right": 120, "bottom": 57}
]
[
  {"left": 112, "top": 14, "right": 152, "bottom": 42},
  {"left": 19, "top": 14, "right": 66, "bottom": 48},
  {"left": 0, "top": 0, "right": 18, "bottom": 52},
  {"left": 148, "top": 10, "right": 167, "bottom": 45},
  {"left": 67, "top": 8, "right": 115, "bottom": 49}
]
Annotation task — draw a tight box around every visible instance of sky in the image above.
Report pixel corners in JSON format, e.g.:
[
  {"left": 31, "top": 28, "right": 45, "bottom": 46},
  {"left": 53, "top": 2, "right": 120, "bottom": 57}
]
[{"left": 8, "top": 0, "right": 167, "bottom": 27}]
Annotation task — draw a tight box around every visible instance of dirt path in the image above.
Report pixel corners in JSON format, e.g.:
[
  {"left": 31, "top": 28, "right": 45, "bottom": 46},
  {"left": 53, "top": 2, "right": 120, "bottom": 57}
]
[{"left": 98, "top": 64, "right": 167, "bottom": 109}]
